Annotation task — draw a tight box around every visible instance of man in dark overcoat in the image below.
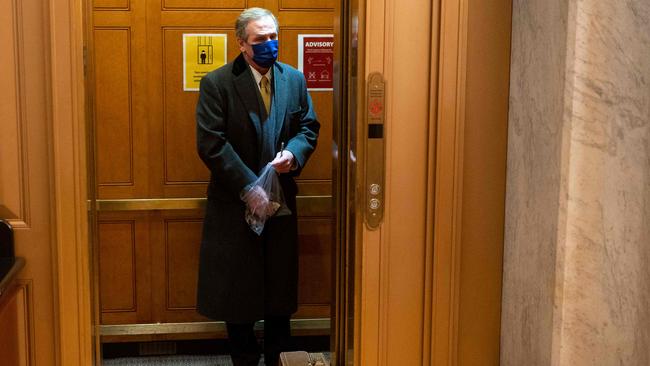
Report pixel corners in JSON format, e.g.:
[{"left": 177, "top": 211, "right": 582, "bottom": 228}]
[{"left": 195, "top": 7, "right": 320, "bottom": 366}]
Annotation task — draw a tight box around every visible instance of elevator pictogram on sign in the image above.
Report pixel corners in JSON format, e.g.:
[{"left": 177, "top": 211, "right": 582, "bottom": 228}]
[{"left": 183, "top": 34, "right": 227, "bottom": 91}]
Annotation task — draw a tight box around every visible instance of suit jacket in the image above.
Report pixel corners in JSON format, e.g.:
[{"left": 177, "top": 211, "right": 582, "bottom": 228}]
[{"left": 195, "top": 54, "right": 319, "bottom": 322}]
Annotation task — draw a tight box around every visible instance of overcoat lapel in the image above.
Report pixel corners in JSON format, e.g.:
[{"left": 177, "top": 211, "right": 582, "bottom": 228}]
[
  {"left": 231, "top": 56, "right": 291, "bottom": 168},
  {"left": 271, "top": 63, "right": 289, "bottom": 147},
  {"left": 232, "top": 55, "right": 263, "bottom": 149}
]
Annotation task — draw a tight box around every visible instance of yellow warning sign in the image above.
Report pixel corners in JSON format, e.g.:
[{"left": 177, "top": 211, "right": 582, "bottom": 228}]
[{"left": 183, "top": 34, "right": 227, "bottom": 91}]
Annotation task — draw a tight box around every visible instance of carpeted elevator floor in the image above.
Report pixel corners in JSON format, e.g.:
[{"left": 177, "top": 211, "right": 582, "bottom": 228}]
[
  {"left": 102, "top": 336, "right": 329, "bottom": 366},
  {"left": 103, "top": 354, "right": 264, "bottom": 366}
]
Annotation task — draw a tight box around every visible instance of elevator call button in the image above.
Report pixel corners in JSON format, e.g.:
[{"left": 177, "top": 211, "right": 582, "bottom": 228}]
[{"left": 369, "top": 184, "right": 381, "bottom": 195}]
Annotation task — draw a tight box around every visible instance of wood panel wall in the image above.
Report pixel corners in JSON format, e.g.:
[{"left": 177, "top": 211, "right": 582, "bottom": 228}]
[
  {"left": 91, "top": 0, "right": 335, "bottom": 328},
  {"left": 0, "top": 0, "right": 59, "bottom": 364},
  {"left": 0, "top": 282, "right": 33, "bottom": 366}
]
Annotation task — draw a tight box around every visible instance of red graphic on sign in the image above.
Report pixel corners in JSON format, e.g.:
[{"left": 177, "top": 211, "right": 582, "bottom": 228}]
[
  {"left": 369, "top": 98, "right": 383, "bottom": 118},
  {"left": 300, "top": 36, "right": 334, "bottom": 90}
]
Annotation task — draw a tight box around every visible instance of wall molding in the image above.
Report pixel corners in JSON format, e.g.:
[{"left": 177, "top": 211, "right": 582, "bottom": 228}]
[
  {"left": 431, "top": 0, "right": 469, "bottom": 359},
  {"left": 17, "top": 280, "right": 35, "bottom": 366},
  {"left": 48, "top": 0, "right": 93, "bottom": 364}
]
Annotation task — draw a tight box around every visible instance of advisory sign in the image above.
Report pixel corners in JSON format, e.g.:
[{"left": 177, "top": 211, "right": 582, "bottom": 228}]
[
  {"left": 298, "top": 34, "right": 334, "bottom": 91},
  {"left": 183, "top": 34, "right": 227, "bottom": 91}
]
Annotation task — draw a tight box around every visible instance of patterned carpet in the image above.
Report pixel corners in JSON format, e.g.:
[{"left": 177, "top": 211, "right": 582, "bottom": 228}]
[{"left": 103, "top": 355, "right": 265, "bottom": 366}]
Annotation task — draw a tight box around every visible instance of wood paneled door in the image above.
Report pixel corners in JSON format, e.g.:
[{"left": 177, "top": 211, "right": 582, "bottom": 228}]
[{"left": 90, "top": 0, "right": 335, "bottom": 338}]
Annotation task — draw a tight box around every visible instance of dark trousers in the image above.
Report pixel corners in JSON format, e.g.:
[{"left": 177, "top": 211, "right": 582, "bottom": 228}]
[{"left": 226, "top": 315, "right": 291, "bottom": 366}]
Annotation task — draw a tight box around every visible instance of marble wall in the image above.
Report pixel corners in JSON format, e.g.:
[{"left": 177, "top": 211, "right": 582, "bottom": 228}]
[
  {"left": 502, "top": 0, "right": 650, "bottom": 365},
  {"left": 501, "top": 0, "right": 569, "bottom": 364}
]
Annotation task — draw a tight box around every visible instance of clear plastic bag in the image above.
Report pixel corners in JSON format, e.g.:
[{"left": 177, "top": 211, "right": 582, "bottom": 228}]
[{"left": 240, "top": 164, "right": 292, "bottom": 235}]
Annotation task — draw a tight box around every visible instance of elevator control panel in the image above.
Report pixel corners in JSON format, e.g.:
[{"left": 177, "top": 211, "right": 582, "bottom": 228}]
[{"left": 365, "top": 73, "right": 385, "bottom": 229}]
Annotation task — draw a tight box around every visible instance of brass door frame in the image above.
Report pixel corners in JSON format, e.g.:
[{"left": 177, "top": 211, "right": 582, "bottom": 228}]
[
  {"left": 332, "top": 0, "right": 364, "bottom": 364},
  {"left": 94, "top": 197, "right": 332, "bottom": 216},
  {"left": 82, "top": 0, "right": 100, "bottom": 363}
]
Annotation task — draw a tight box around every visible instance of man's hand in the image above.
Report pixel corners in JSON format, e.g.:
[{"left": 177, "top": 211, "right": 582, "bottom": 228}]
[
  {"left": 270, "top": 150, "right": 295, "bottom": 173},
  {"left": 243, "top": 185, "right": 269, "bottom": 215}
]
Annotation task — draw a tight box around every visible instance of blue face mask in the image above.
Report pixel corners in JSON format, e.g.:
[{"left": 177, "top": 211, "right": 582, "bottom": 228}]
[{"left": 251, "top": 39, "right": 278, "bottom": 68}]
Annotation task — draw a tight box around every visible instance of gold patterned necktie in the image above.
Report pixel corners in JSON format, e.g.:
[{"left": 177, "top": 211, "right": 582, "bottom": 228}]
[{"left": 260, "top": 75, "right": 271, "bottom": 115}]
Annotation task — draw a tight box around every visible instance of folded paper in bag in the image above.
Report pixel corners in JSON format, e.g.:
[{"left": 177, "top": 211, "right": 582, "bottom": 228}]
[{"left": 241, "top": 164, "right": 292, "bottom": 235}]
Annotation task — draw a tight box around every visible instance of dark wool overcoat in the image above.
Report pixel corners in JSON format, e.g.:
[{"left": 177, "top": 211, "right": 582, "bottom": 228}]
[{"left": 195, "top": 53, "right": 319, "bottom": 322}]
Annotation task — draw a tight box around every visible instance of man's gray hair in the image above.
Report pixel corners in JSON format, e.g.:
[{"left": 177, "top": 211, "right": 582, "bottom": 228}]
[{"left": 235, "top": 8, "right": 279, "bottom": 41}]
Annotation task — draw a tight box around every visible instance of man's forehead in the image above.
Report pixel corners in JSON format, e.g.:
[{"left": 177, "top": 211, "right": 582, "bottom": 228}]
[{"left": 247, "top": 16, "right": 277, "bottom": 34}]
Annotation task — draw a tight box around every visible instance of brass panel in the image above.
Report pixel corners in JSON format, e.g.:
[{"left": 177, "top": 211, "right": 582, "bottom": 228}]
[
  {"left": 96, "top": 198, "right": 205, "bottom": 211},
  {"left": 364, "top": 73, "right": 385, "bottom": 229},
  {"left": 98, "top": 318, "right": 331, "bottom": 336},
  {"left": 95, "top": 196, "right": 333, "bottom": 216}
]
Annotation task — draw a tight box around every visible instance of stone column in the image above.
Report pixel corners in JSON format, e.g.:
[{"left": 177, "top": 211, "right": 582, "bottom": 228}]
[{"left": 502, "top": 1, "right": 650, "bottom": 365}]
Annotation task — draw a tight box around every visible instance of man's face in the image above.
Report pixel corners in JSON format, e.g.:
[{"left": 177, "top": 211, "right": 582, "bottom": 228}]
[{"left": 238, "top": 16, "right": 278, "bottom": 67}]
